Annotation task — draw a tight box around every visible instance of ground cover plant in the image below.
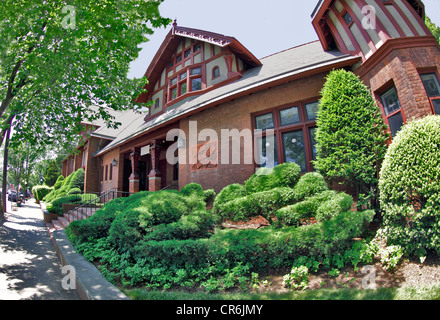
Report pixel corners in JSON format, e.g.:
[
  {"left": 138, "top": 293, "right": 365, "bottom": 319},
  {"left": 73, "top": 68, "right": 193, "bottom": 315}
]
[{"left": 66, "top": 163, "right": 376, "bottom": 292}]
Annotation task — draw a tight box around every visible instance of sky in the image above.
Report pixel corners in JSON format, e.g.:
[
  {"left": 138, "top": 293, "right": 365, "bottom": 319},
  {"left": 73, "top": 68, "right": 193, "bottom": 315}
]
[{"left": 128, "top": 0, "right": 440, "bottom": 79}]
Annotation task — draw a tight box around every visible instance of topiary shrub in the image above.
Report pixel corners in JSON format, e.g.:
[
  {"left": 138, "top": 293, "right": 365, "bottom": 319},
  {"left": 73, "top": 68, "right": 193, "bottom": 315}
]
[
  {"left": 216, "top": 187, "right": 296, "bottom": 221},
  {"left": 212, "top": 183, "right": 247, "bottom": 214},
  {"left": 293, "top": 172, "right": 328, "bottom": 201},
  {"left": 46, "top": 194, "right": 83, "bottom": 215},
  {"left": 32, "top": 185, "right": 53, "bottom": 203},
  {"left": 315, "top": 192, "right": 353, "bottom": 222},
  {"left": 244, "top": 163, "right": 301, "bottom": 193},
  {"left": 379, "top": 115, "right": 440, "bottom": 257},
  {"left": 276, "top": 190, "right": 337, "bottom": 226},
  {"left": 68, "top": 188, "right": 82, "bottom": 195}
]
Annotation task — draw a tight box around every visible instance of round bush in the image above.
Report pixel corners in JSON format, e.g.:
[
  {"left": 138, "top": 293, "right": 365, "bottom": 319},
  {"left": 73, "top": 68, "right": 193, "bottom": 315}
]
[
  {"left": 379, "top": 115, "right": 440, "bottom": 256},
  {"left": 293, "top": 172, "right": 328, "bottom": 201}
]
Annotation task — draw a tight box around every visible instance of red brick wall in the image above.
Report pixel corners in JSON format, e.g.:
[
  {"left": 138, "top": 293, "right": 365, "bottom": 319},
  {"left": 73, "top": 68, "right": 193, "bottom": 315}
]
[
  {"left": 99, "top": 147, "right": 120, "bottom": 193},
  {"left": 178, "top": 72, "right": 328, "bottom": 193},
  {"left": 359, "top": 45, "right": 440, "bottom": 122}
]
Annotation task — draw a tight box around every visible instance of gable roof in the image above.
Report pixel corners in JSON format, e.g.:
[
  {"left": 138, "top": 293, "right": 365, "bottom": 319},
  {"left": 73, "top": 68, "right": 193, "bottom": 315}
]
[
  {"left": 95, "top": 40, "right": 360, "bottom": 157},
  {"left": 137, "top": 23, "right": 262, "bottom": 102}
]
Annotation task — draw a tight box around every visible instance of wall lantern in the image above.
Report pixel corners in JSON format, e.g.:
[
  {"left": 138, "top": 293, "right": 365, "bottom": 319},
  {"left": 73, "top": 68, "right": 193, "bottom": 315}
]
[{"left": 112, "top": 159, "right": 118, "bottom": 167}]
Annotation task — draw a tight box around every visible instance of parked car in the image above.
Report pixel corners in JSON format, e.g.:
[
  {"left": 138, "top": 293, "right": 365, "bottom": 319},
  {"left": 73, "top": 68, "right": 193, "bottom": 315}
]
[{"left": 8, "top": 190, "right": 23, "bottom": 202}]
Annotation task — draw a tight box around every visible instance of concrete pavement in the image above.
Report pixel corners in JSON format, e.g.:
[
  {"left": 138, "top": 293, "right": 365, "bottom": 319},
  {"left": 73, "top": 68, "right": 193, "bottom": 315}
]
[{"left": 0, "top": 199, "right": 79, "bottom": 300}]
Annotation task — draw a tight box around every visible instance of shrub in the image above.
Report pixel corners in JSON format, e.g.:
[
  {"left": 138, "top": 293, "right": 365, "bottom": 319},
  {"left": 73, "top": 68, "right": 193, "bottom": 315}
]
[
  {"left": 143, "top": 210, "right": 219, "bottom": 241},
  {"left": 293, "top": 172, "right": 328, "bottom": 201},
  {"left": 43, "top": 169, "right": 85, "bottom": 203},
  {"left": 68, "top": 197, "right": 126, "bottom": 242},
  {"left": 46, "top": 194, "right": 83, "bottom": 215},
  {"left": 32, "top": 185, "right": 53, "bottom": 202},
  {"left": 180, "top": 183, "right": 205, "bottom": 198},
  {"left": 244, "top": 163, "right": 301, "bottom": 193},
  {"left": 212, "top": 183, "right": 247, "bottom": 213},
  {"left": 68, "top": 188, "right": 82, "bottom": 195},
  {"left": 204, "top": 189, "right": 216, "bottom": 205},
  {"left": 216, "top": 187, "right": 296, "bottom": 221},
  {"left": 315, "top": 192, "right": 353, "bottom": 222},
  {"left": 379, "top": 115, "right": 440, "bottom": 256},
  {"left": 275, "top": 190, "right": 337, "bottom": 226},
  {"left": 315, "top": 69, "right": 389, "bottom": 204}
]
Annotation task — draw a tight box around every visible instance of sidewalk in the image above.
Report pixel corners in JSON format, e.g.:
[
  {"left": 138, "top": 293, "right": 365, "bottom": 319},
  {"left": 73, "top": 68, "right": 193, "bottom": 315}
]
[{"left": 0, "top": 199, "right": 79, "bottom": 300}]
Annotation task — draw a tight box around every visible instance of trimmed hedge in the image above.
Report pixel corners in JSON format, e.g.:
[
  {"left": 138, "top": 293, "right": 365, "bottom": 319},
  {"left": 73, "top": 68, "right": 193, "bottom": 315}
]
[
  {"left": 32, "top": 185, "right": 53, "bottom": 202},
  {"left": 43, "top": 169, "right": 85, "bottom": 203}
]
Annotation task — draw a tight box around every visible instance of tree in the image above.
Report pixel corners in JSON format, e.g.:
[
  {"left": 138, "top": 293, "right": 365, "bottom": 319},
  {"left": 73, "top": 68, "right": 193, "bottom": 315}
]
[
  {"left": 314, "top": 69, "right": 389, "bottom": 209},
  {"left": 44, "top": 159, "right": 62, "bottom": 187},
  {"left": 426, "top": 16, "right": 440, "bottom": 45},
  {"left": 0, "top": 1, "right": 171, "bottom": 218},
  {"left": 0, "top": 1, "right": 171, "bottom": 149}
]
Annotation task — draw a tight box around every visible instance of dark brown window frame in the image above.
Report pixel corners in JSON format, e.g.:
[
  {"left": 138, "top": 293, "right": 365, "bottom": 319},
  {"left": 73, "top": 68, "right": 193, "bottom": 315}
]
[{"left": 252, "top": 98, "right": 319, "bottom": 172}]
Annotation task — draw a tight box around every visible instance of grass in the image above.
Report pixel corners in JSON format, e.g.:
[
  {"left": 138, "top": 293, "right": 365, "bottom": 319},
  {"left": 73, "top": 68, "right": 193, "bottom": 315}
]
[{"left": 124, "top": 285, "right": 440, "bottom": 301}]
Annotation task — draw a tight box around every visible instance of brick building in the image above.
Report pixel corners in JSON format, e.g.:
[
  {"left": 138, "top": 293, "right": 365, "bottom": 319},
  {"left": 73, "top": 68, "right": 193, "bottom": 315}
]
[{"left": 63, "top": 0, "right": 440, "bottom": 195}]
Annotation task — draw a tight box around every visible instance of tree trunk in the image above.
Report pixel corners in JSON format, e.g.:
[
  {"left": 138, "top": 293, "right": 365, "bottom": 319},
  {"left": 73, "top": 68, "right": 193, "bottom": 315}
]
[{"left": 2, "top": 128, "right": 11, "bottom": 215}]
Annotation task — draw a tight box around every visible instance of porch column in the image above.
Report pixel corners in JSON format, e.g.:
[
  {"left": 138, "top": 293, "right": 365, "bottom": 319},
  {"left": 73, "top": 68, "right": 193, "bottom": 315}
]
[
  {"left": 129, "top": 147, "right": 140, "bottom": 193},
  {"left": 148, "top": 142, "right": 162, "bottom": 192}
]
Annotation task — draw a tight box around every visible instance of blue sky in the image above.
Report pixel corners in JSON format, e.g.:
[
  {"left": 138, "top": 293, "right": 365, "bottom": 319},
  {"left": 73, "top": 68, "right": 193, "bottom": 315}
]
[{"left": 128, "top": 0, "right": 440, "bottom": 79}]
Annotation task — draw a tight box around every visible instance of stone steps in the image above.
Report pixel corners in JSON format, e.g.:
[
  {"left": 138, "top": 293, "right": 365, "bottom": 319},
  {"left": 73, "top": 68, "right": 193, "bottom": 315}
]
[{"left": 45, "top": 207, "right": 99, "bottom": 234}]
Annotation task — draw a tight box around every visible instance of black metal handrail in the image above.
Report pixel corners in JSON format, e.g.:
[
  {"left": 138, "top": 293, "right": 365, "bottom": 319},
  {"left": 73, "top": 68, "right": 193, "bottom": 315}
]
[{"left": 66, "top": 189, "right": 133, "bottom": 221}]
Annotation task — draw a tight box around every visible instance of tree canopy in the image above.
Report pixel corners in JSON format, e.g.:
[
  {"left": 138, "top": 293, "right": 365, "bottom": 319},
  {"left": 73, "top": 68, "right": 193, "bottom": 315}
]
[
  {"left": 426, "top": 15, "right": 440, "bottom": 45},
  {"left": 0, "top": 0, "right": 171, "bottom": 148}
]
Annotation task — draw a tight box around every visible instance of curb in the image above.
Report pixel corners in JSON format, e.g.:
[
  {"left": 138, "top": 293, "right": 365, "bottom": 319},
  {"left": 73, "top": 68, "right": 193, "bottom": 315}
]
[
  {"left": 41, "top": 202, "right": 129, "bottom": 300},
  {"left": 52, "top": 229, "right": 130, "bottom": 300}
]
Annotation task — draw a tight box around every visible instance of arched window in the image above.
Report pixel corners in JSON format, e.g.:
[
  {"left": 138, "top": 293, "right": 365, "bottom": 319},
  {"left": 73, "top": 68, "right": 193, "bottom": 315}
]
[{"left": 212, "top": 66, "right": 220, "bottom": 79}]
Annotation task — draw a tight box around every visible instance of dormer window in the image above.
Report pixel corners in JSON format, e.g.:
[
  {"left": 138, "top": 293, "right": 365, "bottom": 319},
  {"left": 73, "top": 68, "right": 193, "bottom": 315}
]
[{"left": 184, "top": 49, "right": 192, "bottom": 58}]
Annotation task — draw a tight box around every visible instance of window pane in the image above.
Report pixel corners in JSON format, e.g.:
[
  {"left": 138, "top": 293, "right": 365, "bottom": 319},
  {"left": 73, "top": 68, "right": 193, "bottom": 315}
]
[
  {"left": 388, "top": 111, "right": 404, "bottom": 138},
  {"left": 421, "top": 74, "right": 440, "bottom": 97},
  {"left": 181, "top": 82, "right": 187, "bottom": 95},
  {"left": 279, "top": 106, "right": 300, "bottom": 126},
  {"left": 306, "top": 101, "right": 320, "bottom": 120},
  {"left": 171, "top": 88, "right": 177, "bottom": 100},
  {"left": 344, "top": 12, "right": 353, "bottom": 25},
  {"left": 194, "top": 43, "right": 201, "bottom": 52},
  {"left": 171, "top": 77, "right": 177, "bottom": 85},
  {"left": 179, "top": 72, "right": 187, "bottom": 81},
  {"left": 184, "top": 49, "right": 191, "bottom": 58},
  {"left": 381, "top": 87, "right": 401, "bottom": 116},
  {"left": 191, "top": 78, "right": 202, "bottom": 91},
  {"left": 191, "top": 67, "right": 202, "bottom": 75},
  {"left": 256, "top": 135, "right": 278, "bottom": 168},
  {"left": 282, "top": 130, "right": 306, "bottom": 172},
  {"left": 309, "top": 127, "right": 317, "bottom": 161},
  {"left": 255, "top": 113, "right": 274, "bottom": 130},
  {"left": 176, "top": 55, "right": 182, "bottom": 64},
  {"left": 433, "top": 99, "right": 440, "bottom": 114}
]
